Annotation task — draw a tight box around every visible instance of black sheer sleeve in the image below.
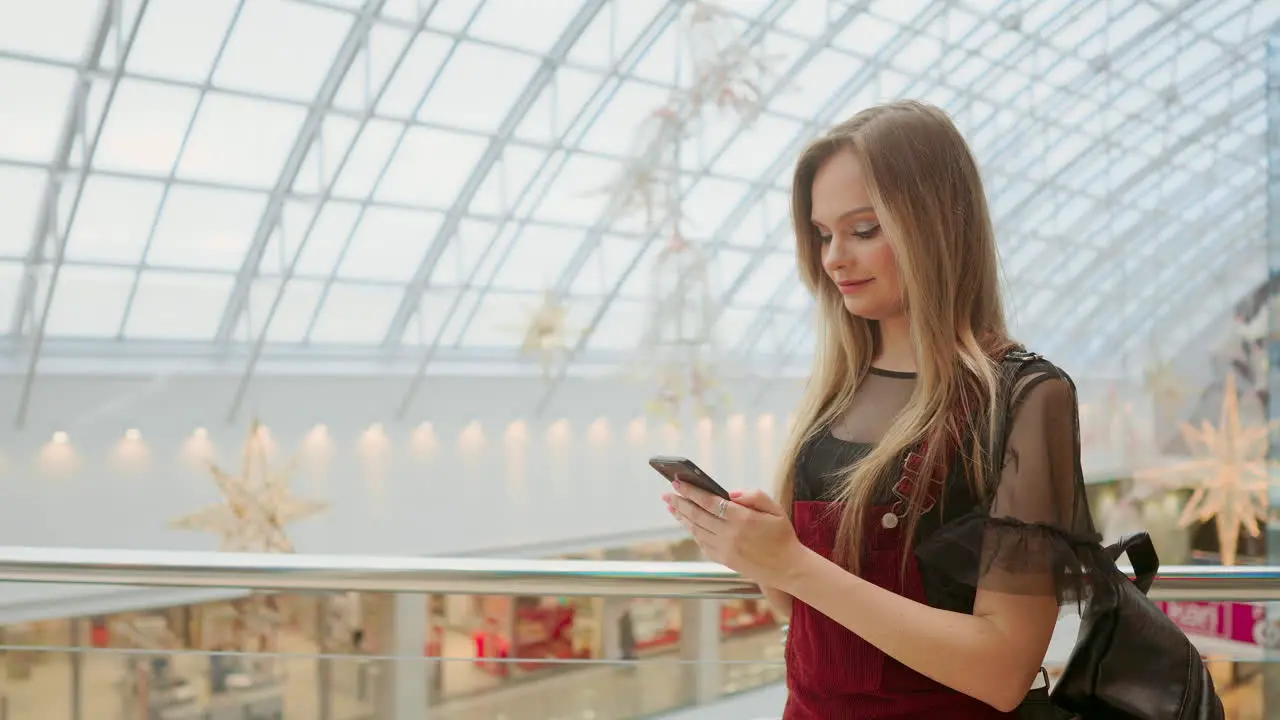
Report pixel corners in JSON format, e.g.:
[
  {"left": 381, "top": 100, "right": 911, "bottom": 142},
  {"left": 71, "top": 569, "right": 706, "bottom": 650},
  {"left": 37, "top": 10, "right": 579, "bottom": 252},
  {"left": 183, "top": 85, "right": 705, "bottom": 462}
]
[{"left": 916, "top": 361, "right": 1109, "bottom": 608}]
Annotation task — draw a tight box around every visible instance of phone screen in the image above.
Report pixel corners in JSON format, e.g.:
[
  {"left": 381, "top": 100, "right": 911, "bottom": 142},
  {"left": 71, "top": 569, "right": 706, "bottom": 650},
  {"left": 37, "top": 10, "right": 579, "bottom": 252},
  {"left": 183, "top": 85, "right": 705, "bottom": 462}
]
[{"left": 648, "top": 455, "right": 731, "bottom": 500}]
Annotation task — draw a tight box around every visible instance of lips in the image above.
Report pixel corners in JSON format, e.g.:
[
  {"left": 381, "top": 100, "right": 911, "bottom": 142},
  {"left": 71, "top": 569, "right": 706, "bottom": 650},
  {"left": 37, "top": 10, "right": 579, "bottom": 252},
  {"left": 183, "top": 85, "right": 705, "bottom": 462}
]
[{"left": 836, "top": 279, "right": 873, "bottom": 294}]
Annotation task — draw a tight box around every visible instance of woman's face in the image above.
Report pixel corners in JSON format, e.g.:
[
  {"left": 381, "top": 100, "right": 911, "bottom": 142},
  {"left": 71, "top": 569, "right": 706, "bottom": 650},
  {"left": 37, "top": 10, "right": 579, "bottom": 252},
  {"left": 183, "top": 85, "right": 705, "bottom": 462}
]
[{"left": 810, "top": 149, "right": 903, "bottom": 320}]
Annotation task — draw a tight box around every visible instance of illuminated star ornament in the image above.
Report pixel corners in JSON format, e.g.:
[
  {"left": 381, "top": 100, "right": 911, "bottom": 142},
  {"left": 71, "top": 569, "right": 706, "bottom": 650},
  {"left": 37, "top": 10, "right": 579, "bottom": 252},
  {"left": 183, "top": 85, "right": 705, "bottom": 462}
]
[
  {"left": 170, "top": 419, "right": 328, "bottom": 553},
  {"left": 1134, "top": 374, "right": 1280, "bottom": 566}
]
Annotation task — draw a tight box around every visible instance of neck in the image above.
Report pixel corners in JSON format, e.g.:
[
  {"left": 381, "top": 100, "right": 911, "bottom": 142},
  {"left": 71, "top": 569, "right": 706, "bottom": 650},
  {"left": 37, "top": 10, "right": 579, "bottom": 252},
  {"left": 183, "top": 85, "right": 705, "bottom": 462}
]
[{"left": 873, "top": 315, "right": 915, "bottom": 372}]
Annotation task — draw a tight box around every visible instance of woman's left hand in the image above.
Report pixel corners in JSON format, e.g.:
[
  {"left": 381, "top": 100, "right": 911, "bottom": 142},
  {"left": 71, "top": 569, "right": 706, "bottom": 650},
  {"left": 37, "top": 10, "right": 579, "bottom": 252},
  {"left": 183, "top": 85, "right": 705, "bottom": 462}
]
[{"left": 663, "top": 481, "right": 806, "bottom": 588}]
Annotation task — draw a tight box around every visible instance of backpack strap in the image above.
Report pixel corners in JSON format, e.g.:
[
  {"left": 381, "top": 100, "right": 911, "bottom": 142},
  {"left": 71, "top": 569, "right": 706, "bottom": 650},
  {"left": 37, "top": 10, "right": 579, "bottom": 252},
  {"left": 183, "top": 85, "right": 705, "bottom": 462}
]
[{"left": 990, "top": 348, "right": 1043, "bottom": 471}]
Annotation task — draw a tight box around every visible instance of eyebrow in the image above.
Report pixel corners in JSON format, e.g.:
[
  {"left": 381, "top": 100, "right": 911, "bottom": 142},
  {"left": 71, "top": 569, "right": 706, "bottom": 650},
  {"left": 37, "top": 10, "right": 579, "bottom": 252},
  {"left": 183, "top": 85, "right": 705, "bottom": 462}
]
[{"left": 812, "top": 205, "right": 876, "bottom": 225}]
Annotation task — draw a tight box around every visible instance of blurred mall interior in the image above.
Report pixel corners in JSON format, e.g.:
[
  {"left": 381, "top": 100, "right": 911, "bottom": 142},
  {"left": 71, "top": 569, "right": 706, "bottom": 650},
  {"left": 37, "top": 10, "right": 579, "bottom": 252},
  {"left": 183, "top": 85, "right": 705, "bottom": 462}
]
[{"left": 0, "top": 0, "right": 1278, "bottom": 717}]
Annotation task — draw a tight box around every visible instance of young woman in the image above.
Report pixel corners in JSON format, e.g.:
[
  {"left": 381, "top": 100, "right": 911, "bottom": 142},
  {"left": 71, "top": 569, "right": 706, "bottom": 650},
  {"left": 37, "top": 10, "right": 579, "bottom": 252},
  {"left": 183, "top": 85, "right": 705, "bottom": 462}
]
[{"left": 663, "top": 101, "right": 1106, "bottom": 718}]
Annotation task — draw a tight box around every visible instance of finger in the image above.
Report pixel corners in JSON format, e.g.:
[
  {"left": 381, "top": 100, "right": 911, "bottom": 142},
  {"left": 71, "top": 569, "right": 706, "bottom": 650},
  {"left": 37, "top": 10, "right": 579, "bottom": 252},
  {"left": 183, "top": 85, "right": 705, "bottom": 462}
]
[
  {"left": 673, "top": 478, "right": 729, "bottom": 517},
  {"left": 671, "top": 496, "right": 722, "bottom": 535},
  {"left": 730, "top": 489, "right": 784, "bottom": 515}
]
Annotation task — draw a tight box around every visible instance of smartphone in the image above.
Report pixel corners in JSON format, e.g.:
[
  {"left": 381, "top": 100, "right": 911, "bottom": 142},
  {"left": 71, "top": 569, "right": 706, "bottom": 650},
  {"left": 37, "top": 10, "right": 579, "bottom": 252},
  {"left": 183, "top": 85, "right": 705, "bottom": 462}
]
[{"left": 649, "top": 455, "right": 731, "bottom": 500}]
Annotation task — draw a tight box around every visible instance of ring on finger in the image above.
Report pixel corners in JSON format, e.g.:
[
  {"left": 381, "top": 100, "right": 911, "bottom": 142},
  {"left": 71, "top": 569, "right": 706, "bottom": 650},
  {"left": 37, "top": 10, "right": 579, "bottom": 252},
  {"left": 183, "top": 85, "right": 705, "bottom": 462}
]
[{"left": 715, "top": 498, "right": 728, "bottom": 519}]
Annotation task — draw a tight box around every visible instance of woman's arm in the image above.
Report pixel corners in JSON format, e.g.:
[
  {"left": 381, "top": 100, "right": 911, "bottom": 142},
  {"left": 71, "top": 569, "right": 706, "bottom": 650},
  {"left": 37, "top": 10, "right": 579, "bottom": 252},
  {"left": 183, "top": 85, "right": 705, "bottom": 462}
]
[
  {"left": 759, "top": 584, "right": 793, "bottom": 620},
  {"left": 777, "top": 547, "right": 1056, "bottom": 711}
]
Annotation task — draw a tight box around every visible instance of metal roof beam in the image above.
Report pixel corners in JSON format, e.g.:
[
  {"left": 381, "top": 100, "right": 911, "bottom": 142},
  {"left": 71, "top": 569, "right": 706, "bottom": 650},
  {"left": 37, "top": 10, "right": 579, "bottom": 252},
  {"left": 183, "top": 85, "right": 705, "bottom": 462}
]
[
  {"left": 11, "top": 0, "right": 144, "bottom": 429},
  {"left": 214, "top": 0, "right": 390, "bottom": 344},
  {"left": 381, "top": 0, "right": 610, "bottom": 347},
  {"left": 222, "top": 0, "right": 461, "bottom": 422},
  {"left": 9, "top": 0, "right": 117, "bottom": 339},
  {"left": 387, "top": 1, "right": 687, "bottom": 418}
]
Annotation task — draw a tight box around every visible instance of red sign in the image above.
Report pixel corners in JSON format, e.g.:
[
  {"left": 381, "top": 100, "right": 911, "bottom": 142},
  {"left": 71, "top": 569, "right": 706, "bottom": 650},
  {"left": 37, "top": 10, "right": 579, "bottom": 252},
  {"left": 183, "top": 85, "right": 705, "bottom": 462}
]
[{"left": 1158, "top": 601, "right": 1265, "bottom": 645}]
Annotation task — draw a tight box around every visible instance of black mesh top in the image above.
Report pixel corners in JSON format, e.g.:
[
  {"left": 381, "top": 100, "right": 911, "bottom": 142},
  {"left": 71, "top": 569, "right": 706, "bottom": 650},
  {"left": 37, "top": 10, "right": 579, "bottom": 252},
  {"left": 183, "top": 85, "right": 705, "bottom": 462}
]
[{"left": 795, "top": 356, "right": 1108, "bottom": 612}]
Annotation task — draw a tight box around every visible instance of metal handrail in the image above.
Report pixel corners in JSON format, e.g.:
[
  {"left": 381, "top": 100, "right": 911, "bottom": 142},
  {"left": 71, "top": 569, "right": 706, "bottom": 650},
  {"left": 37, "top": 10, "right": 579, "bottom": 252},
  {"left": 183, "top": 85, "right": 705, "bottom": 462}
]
[{"left": 0, "top": 546, "right": 1276, "bottom": 601}]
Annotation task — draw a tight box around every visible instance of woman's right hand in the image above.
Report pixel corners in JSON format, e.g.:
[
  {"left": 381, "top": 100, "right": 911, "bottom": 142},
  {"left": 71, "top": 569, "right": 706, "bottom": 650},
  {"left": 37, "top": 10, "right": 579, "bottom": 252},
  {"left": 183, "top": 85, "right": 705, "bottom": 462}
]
[{"left": 729, "top": 490, "right": 794, "bottom": 620}]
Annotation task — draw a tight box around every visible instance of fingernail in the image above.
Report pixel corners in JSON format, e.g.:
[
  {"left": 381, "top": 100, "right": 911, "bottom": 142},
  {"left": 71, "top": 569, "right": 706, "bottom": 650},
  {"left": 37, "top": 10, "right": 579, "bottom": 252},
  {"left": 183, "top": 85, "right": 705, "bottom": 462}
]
[{"left": 672, "top": 479, "right": 681, "bottom": 489}]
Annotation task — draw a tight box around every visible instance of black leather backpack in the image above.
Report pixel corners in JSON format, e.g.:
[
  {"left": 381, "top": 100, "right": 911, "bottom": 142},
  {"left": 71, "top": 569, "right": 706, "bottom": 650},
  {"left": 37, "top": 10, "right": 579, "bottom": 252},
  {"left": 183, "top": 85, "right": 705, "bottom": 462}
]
[{"left": 1020, "top": 531, "right": 1225, "bottom": 719}]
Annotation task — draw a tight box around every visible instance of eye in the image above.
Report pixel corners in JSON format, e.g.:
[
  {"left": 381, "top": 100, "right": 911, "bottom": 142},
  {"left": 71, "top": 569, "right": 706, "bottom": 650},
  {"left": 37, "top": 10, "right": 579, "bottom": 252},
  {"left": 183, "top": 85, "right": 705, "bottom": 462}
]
[
  {"left": 851, "top": 222, "right": 881, "bottom": 239},
  {"left": 813, "top": 226, "right": 832, "bottom": 243}
]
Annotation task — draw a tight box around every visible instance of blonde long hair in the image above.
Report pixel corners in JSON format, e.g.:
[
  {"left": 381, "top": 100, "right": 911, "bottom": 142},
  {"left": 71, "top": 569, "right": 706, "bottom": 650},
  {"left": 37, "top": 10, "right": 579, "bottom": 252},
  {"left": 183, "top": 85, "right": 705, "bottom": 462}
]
[{"left": 776, "top": 100, "right": 1014, "bottom": 571}]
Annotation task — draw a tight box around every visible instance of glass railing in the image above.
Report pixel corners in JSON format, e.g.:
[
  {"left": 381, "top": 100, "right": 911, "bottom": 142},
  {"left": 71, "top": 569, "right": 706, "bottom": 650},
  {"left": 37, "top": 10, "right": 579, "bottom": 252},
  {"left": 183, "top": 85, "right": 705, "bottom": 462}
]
[{"left": 0, "top": 547, "right": 1274, "bottom": 720}]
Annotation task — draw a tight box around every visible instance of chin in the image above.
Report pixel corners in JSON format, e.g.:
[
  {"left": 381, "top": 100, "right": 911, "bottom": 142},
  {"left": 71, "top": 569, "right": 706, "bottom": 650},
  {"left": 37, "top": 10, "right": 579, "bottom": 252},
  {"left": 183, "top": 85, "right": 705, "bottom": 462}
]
[{"left": 842, "top": 296, "right": 894, "bottom": 320}]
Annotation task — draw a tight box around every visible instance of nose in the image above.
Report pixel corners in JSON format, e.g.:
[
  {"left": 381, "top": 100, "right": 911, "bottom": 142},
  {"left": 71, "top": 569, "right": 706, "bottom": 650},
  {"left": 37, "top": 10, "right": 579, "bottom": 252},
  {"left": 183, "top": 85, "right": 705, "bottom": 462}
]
[{"left": 822, "top": 236, "right": 853, "bottom": 274}]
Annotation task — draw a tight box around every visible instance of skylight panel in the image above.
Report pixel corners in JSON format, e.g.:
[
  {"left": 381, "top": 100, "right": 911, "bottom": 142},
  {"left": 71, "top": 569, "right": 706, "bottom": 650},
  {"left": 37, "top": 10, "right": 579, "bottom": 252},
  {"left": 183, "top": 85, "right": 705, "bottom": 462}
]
[
  {"left": 568, "top": 0, "right": 668, "bottom": 69},
  {"left": 126, "top": 0, "right": 240, "bottom": 83},
  {"left": 213, "top": 0, "right": 351, "bottom": 102},
  {"left": 470, "top": 0, "right": 585, "bottom": 55},
  {"left": 289, "top": 200, "right": 363, "bottom": 278},
  {"left": 0, "top": 166, "right": 46, "bottom": 258},
  {"left": 491, "top": 224, "right": 584, "bottom": 291},
  {"left": 93, "top": 78, "right": 200, "bottom": 175},
  {"left": 0, "top": 59, "right": 75, "bottom": 164},
  {"left": 145, "top": 186, "right": 265, "bottom": 271},
  {"left": 779, "top": 0, "right": 834, "bottom": 38},
  {"left": 0, "top": 0, "right": 101, "bottom": 62},
  {"left": 309, "top": 283, "right": 400, "bottom": 344},
  {"left": 0, "top": 262, "right": 21, "bottom": 334},
  {"left": 715, "top": 306, "right": 755, "bottom": 348},
  {"left": 513, "top": 66, "right": 607, "bottom": 144},
  {"left": 834, "top": 12, "right": 899, "bottom": 53},
  {"left": 631, "top": 22, "right": 681, "bottom": 84},
  {"left": 585, "top": 298, "right": 646, "bottom": 351},
  {"left": 531, "top": 153, "right": 617, "bottom": 225},
  {"left": 376, "top": 126, "right": 489, "bottom": 208},
  {"left": 735, "top": 254, "right": 797, "bottom": 308},
  {"left": 246, "top": 277, "right": 323, "bottom": 343},
  {"left": 45, "top": 265, "right": 133, "bottom": 338},
  {"left": 785, "top": 49, "right": 853, "bottom": 117},
  {"left": 679, "top": 177, "right": 751, "bottom": 240},
  {"left": 469, "top": 145, "right": 551, "bottom": 217},
  {"left": 568, "top": 235, "right": 642, "bottom": 296},
  {"left": 376, "top": 32, "right": 454, "bottom": 119},
  {"left": 418, "top": 41, "right": 539, "bottom": 134},
  {"left": 401, "top": 287, "right": 459, "bottom": 346},
  {"left": 332, "top": 118, "right": 403, "bottom": 198},
  {"left": 577, "top": 78, "right": 678, "bottom": 156},
  {"left": 423, "top": 0, "right": 485, "bottom": 33},
  {"left": 337, "top": 206, "right": 440, "bottom": 283},
  {"left": 64, "top": 176, "right": 165, "bottom": 264},
  {"left": 177, "top": 93, "right": 306, "bottom": 188},
  {"left": 124, "top": 271, "right": 232, "bottom": 339},
  {"left": 333, "top": 23, "right": 413, "bottom": 112}
]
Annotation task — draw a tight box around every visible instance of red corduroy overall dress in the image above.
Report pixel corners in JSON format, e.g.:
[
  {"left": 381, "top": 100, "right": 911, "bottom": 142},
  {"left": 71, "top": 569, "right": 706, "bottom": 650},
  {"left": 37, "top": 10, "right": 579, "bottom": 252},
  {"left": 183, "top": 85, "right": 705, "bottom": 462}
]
[{"left": 782, "top": 499, "right": 1015, "bottom": 719}]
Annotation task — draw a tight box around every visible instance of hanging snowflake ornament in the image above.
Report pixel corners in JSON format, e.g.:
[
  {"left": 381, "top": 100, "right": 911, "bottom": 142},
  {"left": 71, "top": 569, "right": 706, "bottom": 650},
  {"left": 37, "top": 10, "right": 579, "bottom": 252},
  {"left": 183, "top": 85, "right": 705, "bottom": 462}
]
[
  {"left": 684, "top": 2, "right": 785, "bottom": 122},
  {"left": 638, "top": 233, "right": 730, "bottom": 423},
  {"left": 1134, "top": 373, "right": 1280, "bottom": 566},
  {"left": 519, "top": 291, "right": 573, "bottom": 378},
  {"left": 170, "top": 419, "right": 328, "bottom": 553},
  {"left": 584, "top": 104, "right": 689, "bottom": 228}
]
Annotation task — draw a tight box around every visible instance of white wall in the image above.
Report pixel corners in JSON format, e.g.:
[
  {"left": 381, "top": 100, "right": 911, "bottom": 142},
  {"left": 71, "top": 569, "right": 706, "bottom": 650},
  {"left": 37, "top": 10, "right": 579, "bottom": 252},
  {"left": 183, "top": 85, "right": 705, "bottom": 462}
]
[{"left": 0, "top": 373, "right": 804, "bottom": 556}]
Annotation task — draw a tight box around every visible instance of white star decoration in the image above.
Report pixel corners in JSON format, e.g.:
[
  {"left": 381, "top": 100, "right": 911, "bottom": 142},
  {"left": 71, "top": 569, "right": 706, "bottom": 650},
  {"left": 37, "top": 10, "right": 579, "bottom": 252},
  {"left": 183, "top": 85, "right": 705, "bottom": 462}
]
[
  {"left": 170, "top": 419, "right": 328, "bottom": 553},
  {"left": 1134, "top": 374, "right": 1280, "bottom": 566}
]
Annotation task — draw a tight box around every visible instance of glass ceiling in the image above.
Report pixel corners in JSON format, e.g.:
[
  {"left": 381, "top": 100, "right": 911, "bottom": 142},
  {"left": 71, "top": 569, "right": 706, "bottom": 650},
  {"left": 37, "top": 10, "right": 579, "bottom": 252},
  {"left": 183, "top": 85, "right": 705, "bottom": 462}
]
[{"left": 0, "top": 0, "right": 1274, "bottom": 387}]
